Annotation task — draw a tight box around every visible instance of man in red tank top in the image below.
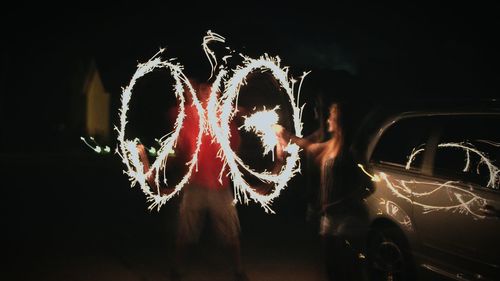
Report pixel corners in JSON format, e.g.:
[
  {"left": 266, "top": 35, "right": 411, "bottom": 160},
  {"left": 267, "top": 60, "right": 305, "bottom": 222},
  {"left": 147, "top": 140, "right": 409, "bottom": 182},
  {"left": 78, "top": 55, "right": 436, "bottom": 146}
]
[{"left": 138, "top": 79, "right": 248, "bottom": 281}]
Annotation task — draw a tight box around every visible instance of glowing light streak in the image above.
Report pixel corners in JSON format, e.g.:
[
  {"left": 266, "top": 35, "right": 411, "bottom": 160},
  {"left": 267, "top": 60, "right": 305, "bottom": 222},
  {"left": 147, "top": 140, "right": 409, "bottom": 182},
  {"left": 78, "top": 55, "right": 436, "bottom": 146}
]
[
  {"left": 202, "top": 30, "right": 226, "bottom": 80},
  {"left": 477, "top": 139, "right": 500, "bottom": 147},
  {"left": 80, "top": 136, "right": 110, "bottom": 154},
  {"left": 378, "top": 173, "right": 487, "bottom": 218},
  {"left": 147, "top": 146, "right": 157, "bottom": 156},
  {"left": 383, "top": 200, "right": 412, "bottom": 229},
  {"left": 117, "top": 49, "right": 205, "bottom": 211},
  {"left": 357, "top": 163, "right": 380, "bottom": 182},
  {"left": 359, "top": 142, "right": 496, "bottom": 219},
  {"left": 406, "top": 142, "right": 499, "bottom": 189},
  {"left": 405, "top": 145, "right": 425, "bottom": 170}
]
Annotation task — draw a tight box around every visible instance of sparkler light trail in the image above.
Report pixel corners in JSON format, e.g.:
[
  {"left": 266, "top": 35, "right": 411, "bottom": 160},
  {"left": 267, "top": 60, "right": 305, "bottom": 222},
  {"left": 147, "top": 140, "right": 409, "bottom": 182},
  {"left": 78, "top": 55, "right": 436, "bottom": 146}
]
[
  {"left": 358, "top": 141, "right": 499, "bottom": 219},
  {"left": 406, "top": 142, "right": 499, "bottom": 189},
  {"left": 357, "top": 163, "right": 380, "bottom": 182},
  {"left": 207, "top": 53, "right": 306, "bottom": 213},
  {"left": 117, "top": 49, "right": 205, "bottom": 211},
  {"left": 380, "top": 173, "right": 488, "bottom": 218},
  {"left": 117, "top": 31, "right": 306, "bottom": 212},
  {"left": 358, "top": 164, "right": 489, "bottom": 219},
  {"left": 202, "top": 30, "right": 226, "bottom": 80}
]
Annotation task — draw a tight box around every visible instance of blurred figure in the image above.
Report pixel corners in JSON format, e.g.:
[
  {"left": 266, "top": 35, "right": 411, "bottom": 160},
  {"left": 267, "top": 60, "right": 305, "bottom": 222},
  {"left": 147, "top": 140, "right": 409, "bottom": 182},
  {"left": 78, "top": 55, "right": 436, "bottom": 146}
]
[
  {"left": 274, "top": 102, "right": 366, "bottom": 281},
  {"left": 137, "top": 79, "right": 249, "bottom": 281}
]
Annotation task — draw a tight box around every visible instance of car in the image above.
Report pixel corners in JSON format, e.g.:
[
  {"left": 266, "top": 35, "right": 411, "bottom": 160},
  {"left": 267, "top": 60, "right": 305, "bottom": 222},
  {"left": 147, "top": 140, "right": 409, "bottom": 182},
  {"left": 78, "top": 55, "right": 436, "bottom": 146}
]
[{"left": 346, "top": 99, "right": 500, "bottom": 281}]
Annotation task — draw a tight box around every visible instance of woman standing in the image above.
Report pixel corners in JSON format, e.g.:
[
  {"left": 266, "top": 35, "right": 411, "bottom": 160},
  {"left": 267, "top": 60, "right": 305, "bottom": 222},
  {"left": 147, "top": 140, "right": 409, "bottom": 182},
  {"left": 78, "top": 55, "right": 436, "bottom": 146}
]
[{"left": 274, "top": 102, "right": 365, "bottom": 281}]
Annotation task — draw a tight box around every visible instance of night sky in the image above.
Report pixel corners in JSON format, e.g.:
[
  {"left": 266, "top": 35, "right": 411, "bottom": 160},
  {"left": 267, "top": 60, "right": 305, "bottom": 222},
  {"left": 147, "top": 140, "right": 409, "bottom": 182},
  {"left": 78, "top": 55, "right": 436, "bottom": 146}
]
[{"left": 1, "top": 2, "right": 499, "bottom": 151}]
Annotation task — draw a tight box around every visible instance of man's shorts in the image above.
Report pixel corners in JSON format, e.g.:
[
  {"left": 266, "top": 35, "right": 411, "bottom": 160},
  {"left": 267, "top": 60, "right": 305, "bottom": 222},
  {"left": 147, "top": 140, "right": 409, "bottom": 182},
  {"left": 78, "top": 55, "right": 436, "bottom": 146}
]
[{"left": 177, "top": 184, "right": 241, "bottom": 243}]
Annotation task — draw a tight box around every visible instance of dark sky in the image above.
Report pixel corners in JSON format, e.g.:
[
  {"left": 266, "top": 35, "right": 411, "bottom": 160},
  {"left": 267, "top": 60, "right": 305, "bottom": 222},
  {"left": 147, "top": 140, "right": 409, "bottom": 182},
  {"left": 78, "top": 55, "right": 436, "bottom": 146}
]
[{"left": 1, "top": 2, "right": 499, "bottom": 151}]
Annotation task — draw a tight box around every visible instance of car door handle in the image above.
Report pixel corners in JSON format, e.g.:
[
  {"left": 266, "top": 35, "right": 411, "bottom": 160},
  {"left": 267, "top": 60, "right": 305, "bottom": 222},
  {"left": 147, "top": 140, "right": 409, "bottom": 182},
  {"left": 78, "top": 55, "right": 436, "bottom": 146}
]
[{"left": 478, "top": 205, "right": 500, "bottom": 218}]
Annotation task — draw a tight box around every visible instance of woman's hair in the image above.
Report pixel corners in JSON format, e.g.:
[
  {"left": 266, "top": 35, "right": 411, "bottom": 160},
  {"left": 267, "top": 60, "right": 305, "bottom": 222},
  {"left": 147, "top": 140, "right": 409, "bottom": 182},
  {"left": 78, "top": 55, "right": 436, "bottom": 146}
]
[{"left": 316, "top": 102, "right": 345, "bottom": 165}]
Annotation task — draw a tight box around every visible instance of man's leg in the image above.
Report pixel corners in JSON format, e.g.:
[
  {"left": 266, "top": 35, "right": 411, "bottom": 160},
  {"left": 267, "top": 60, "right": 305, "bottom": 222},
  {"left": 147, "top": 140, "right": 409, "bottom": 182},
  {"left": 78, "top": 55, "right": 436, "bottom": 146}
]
[
  {"left": 170, "top": 235, "right": 187, "bottom": 281},
  {"left": 210, "top": 189, "right": 248, "bottom": 280},
  {"left": 172, "top": 187, "right": 204, "bottom": 280}
]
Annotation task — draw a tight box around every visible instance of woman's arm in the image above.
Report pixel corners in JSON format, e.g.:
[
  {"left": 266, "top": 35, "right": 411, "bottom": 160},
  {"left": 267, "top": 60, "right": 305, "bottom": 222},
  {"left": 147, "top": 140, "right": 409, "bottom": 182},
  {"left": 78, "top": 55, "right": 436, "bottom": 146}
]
[{"left": 273, "top": 125, "right": 325, "bottom": 157}]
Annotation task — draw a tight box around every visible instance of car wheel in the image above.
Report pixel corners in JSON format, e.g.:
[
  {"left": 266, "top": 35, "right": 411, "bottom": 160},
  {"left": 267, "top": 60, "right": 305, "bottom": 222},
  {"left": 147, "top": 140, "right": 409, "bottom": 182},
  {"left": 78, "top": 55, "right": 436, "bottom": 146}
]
[{"left": 367, "top": 226, "right": 415, "bottom": 281}]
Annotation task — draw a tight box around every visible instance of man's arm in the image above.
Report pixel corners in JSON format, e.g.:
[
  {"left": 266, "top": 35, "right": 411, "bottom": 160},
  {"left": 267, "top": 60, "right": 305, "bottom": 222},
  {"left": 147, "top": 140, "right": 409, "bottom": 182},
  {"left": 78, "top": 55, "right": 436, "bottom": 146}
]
[{"left": 136, "top": 144, "right": 159, "bottom": 191}]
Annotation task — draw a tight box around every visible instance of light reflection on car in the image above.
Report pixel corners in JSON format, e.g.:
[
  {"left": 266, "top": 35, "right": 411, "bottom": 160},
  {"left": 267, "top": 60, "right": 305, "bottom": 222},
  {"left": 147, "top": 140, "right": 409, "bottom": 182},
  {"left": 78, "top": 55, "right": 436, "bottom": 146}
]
[{"left": 347, "top": 101, "right": 500, "bottom": 281}]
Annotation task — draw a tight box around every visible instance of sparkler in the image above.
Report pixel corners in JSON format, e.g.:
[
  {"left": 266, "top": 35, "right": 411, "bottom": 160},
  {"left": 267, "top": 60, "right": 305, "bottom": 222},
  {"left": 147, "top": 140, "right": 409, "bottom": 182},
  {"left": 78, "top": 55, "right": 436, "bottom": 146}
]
[
  {"left": 242, "top": 106, "right": 281, "bottom": 158},
  {"left": 117, "top": 31, "right": 306, "bottom": 212}
]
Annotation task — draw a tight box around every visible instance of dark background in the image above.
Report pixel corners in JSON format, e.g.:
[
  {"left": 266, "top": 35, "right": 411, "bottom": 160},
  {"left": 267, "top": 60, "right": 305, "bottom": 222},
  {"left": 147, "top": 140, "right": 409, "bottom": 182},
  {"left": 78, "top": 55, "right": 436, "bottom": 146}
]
[
  {"left": 2, "top": 2, "right": 499, "bottom": 151},
  {"left": 1, "top": 2, "right": 499, "bottom": 280}
]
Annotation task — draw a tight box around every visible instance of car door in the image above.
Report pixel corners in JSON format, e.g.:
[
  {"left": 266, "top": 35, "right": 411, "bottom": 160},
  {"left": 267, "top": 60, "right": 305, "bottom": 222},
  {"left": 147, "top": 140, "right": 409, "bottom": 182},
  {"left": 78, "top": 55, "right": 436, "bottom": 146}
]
[
  {"left": 369, "top": 115, "right": 439, "bottom": 232},
  {"left": 412, "top": 114, "right": 500, "bottom": 280}
]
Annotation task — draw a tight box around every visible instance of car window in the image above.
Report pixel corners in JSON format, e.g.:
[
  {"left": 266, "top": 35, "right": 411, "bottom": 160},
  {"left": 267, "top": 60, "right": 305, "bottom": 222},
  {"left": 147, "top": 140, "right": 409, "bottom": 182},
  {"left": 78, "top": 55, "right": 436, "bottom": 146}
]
[
  {"left": 432, "top": 114, "right": 500, "bottom": 190},
  {"left": 371, "top": 116, "right": 438, "bottom": 171}
]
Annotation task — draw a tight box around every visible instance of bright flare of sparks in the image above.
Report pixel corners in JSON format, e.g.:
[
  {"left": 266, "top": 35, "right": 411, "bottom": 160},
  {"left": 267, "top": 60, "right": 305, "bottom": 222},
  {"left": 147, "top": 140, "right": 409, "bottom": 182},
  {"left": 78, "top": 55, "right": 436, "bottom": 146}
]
[
  {"left": 242, "top": 106, "right": 280, "bottom": 158},
  {"left": 117, "top": 49, "right": 205, "bottom": 211}
]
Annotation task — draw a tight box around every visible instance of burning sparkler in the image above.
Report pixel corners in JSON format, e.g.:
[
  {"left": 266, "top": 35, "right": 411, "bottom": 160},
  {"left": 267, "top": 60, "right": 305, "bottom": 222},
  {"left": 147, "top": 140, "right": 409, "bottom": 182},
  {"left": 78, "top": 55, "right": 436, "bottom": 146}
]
[{"left": 242, "top": 106, "right": 281, "bottom": 158}]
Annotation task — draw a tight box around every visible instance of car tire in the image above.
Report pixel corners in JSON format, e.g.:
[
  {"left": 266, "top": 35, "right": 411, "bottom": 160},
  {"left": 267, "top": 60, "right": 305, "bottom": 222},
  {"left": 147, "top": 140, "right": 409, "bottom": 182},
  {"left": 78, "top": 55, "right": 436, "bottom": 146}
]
[{"left": 367, "top": 226, "right": 416, "bottom": 281}]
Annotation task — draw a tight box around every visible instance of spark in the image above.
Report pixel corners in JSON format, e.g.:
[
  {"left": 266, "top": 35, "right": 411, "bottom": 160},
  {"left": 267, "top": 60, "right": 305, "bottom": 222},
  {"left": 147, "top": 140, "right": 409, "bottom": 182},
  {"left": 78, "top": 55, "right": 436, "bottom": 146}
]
[{"left": 242, "top": 106, "right": 281, "bottom": 158}]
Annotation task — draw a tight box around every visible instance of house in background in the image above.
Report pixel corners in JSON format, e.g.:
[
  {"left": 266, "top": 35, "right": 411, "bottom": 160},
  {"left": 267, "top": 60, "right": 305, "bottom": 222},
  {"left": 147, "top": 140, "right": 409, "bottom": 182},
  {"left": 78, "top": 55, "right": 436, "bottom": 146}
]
[{"left": 82, "top": 60, "right": 110, "bottom": 142}]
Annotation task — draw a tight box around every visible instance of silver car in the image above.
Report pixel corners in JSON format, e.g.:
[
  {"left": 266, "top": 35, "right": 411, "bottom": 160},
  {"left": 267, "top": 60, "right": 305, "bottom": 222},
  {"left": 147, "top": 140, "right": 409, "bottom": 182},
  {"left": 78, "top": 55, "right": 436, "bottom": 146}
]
[{"left": 351, "top": 101, "right": 500, "bottom": 281}]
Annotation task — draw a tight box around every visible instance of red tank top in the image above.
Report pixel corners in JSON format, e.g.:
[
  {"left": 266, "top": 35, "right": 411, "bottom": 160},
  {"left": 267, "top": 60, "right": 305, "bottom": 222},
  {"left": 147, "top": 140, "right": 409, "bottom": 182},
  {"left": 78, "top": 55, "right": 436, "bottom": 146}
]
[{"left": 173, "top": 105, "right": 240, "bottom": 189}]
